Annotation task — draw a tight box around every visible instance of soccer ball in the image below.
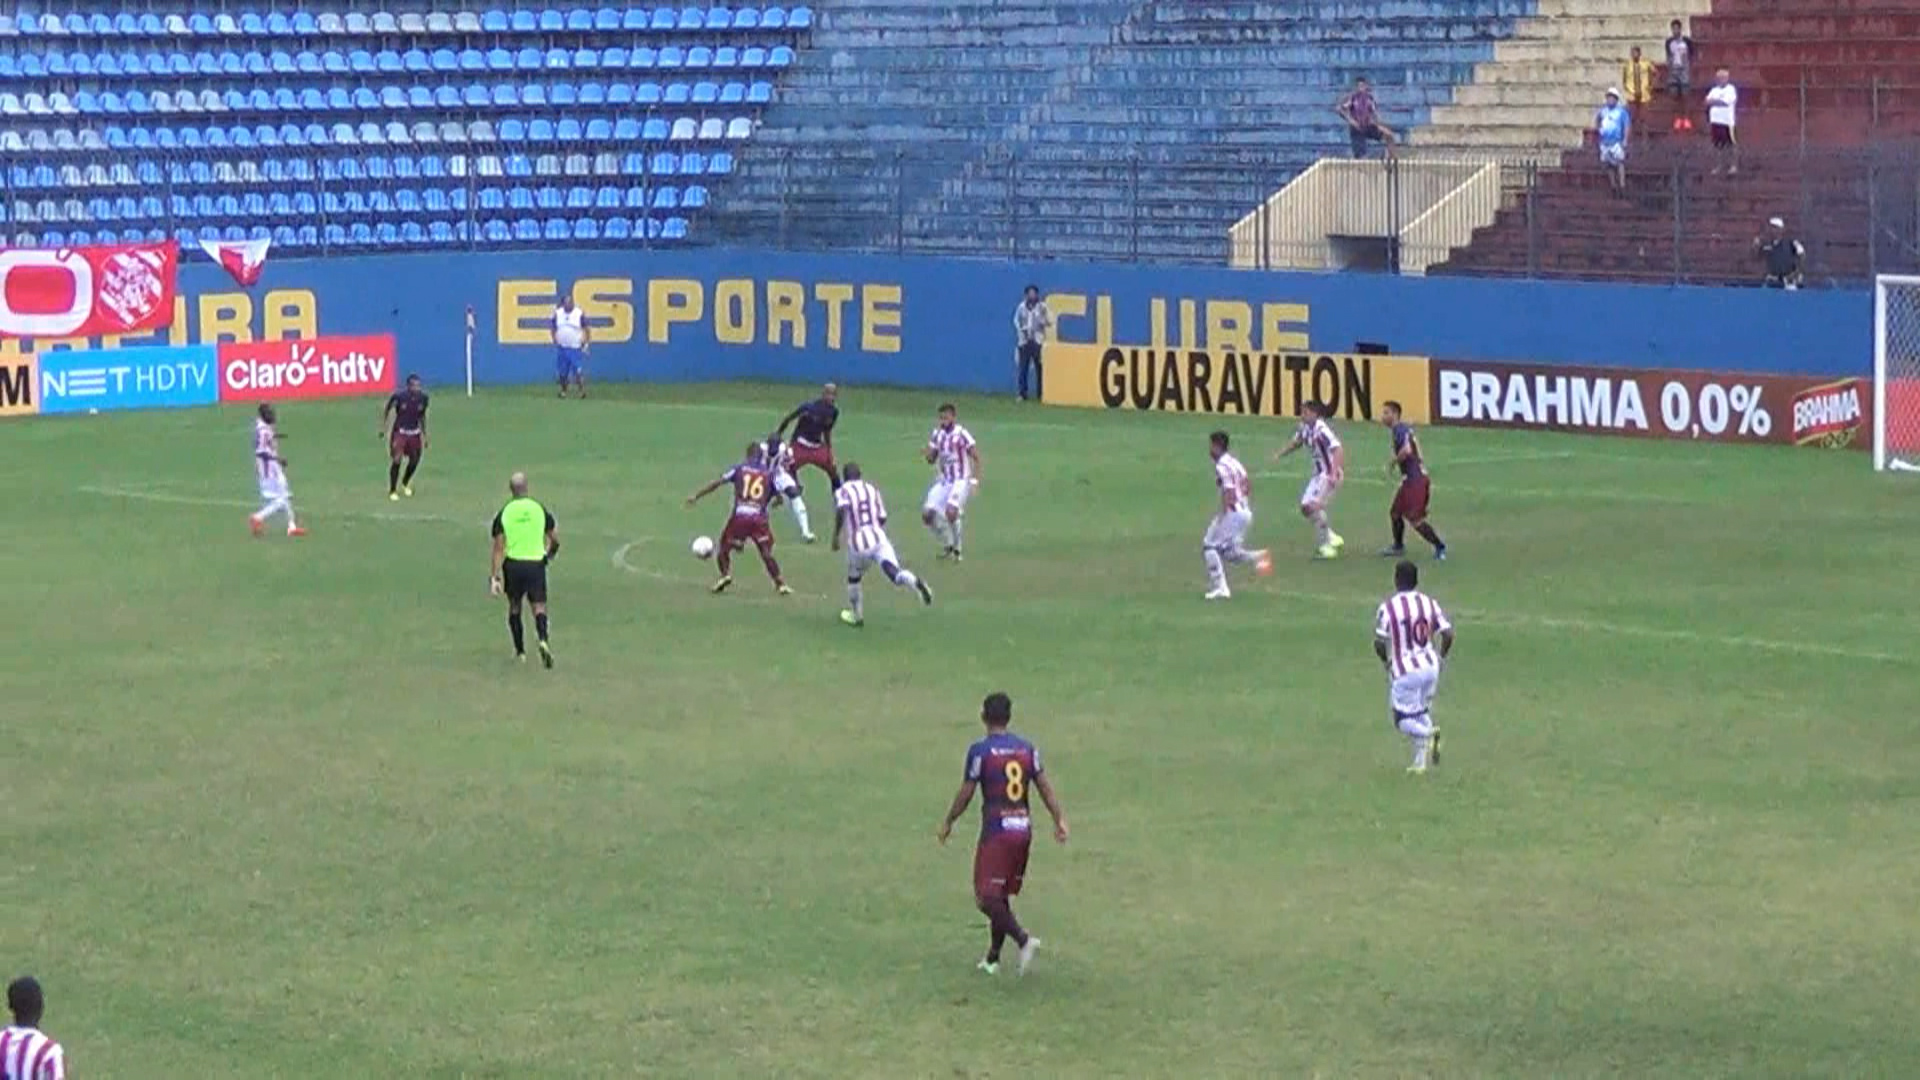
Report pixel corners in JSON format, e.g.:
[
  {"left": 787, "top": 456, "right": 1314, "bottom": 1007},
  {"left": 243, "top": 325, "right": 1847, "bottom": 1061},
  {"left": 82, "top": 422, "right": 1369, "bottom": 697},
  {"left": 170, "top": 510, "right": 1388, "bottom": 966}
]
[{"left": 691, "top": 535, "right": 715, "bottom": 560}]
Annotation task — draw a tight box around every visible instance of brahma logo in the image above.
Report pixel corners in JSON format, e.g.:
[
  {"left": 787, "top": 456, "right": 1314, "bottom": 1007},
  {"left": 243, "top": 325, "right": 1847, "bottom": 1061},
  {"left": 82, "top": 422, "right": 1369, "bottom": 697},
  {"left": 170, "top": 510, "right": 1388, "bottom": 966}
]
[
  {"left": 1790, "top": 377, "right": 1866, "bottom": 448},
  {"left": 218, "top": 334, "right": 396, "bottom": 402}
]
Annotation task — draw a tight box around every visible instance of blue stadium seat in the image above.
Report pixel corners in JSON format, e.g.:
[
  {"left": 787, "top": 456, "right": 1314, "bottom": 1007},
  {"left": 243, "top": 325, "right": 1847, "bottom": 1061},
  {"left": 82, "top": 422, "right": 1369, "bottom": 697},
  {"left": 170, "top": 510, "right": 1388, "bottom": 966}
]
[
  {"left": 608, "top": 82, "right": 635, "bottom": 106},
  {"left": 400, "top": 221, "right": 426, "bottom": 244},
  {"left": 542, "top": 218, "right": 569, "bottom": 241},
  {"left": 693, "top": 81, "right": 719, "bottom": 104},
  {"left": 790, "top": 5, "right": 813, "bottom": 28},
  {"left": 409, "top": 87, "right": 433, "bottom": 109},
  {"left": 353, "top": 88, "right": 379, "bottom": 110},
  {"left": 571, "top": 218, "right": 598, "bottom": 240},
  {"left": 488, "top": 48, "right": 513, "bottom": 72},
  {"left": 500, "top": 118, "right": 527, "bottom": 142},
  {"left": 625, "top": 184, "right": 650, "bottom": 207},
  {"left": 604, "top": 216, "right": 633, "bottom": 240},
  {"left": 266, "top": 13, "right": 291, "bottom": 35},
  {"left": 429, "top": 221, "right": 456, "bottom": 244},
  {"left": 595, "top": 185, "right": 622, "bottom": 208},
  {"left": 436, "top": 86, "right": 462, "bottom": 109},
  {"left": 513, "top": 218, "right": 540, "bottom": 241},
  {"left": 706, "top": 152, "right": 732, "bottom": 175},
  {"left": 604, "top": 46, "right": 629, "bottom": 68},
  {"left": 631, "top": 48, "right": 657, "bottom": 70},
  {"left": 740, "top": 47, "right": 767, "bottom": 70},
  {"left": 431, "top": 49, "right": 457, "bottom": 71},
  {"left": 556, "top": 118, "right": 582, "bottom": 142},
  {"left": 552, "top": 82, "right": 578, "bottom": 106},
  {"left": 521, "top": 83, "right": 548, "bottom": 107},
  {"left": 404, "top": 49, "right": 430, "bottom": 72},
  {"left": 688, "top": 46, "right": 713, "bottom": 69},
  {"left": 273, "top": 226, "right": 298, "bottom": 246},
  {"left": 483, "top": 220, "right": 510, "bottom": 243},
  {"left": 545, "top": 48, "right": 570, "bottom": 70},
  {"left": 643, "top": 117, "right": 669, "bottom": 140},
  {"left": 507, "top": 153, "right": 533, "bottom": 177},
  {"left": 291, "top": 12, "right": 318, "bottom": 35},
  {"left": 653, "top": 187, "right": 680, "bottom": 210},
  {"left": 369, "top": 191, "right": 395, "bottom": 214},
  {"left": 720, "top": 81, "right": 745, "bottom": 105},
  {"left": 492, "top": 84, "right": 518, "bottom": 107},
  {"left": 515, "top": 47, "right": 542, "bottom": 70},
  {"left": 769, "top": 46, "right": 795, "bottom": 67},
  {"left": 378, "top": 50, "right": 402, "bottom": 73},
  {"left": 715, "top": 47, "right": 739, "bottom": 69},
  {"left": 511, "top": 11, "right": 538, "bottom": 32},
  {"left": 588, "top": 118, "right": 614, "bottom": 140},
  {"left": 352, "top": 223, "right": 376, "bottom": 246},
  {"left": 482, "top": 11, "right": 510, "bottom": 33},
  {"left": 658, "top": 46, "right": 684, "bottom": 70},
  {"left": 736, "top": 8, "right": 762, "bottom": 30},
  {"left": 324, "top": 223, "right": 348, "bottom": 248},
  {"left": 747, "top": 80, "right": 774, "bottom": 104},
  {"left": 463, "top": 85, "right": 489, "bottom": 108}
]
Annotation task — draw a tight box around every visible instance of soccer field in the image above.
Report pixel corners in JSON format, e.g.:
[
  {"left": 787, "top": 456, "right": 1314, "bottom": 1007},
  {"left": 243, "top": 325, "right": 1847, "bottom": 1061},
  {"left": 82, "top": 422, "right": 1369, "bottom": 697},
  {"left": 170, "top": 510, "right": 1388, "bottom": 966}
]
[{"left": 4, "top": 382, "right": 1916, "bottom": 1078}]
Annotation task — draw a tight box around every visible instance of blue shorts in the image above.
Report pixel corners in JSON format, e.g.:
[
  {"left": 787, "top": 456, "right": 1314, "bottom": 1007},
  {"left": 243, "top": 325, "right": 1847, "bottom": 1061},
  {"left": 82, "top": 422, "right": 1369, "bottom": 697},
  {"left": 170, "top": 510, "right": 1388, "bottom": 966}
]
[{"left": 556, "top": 346, "right": 584, "bottom": 379}]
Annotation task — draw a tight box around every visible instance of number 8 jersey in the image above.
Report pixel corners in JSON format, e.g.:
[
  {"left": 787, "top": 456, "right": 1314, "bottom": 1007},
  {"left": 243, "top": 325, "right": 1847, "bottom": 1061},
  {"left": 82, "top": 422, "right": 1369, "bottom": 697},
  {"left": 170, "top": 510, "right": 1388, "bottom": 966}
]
[{"left": 965, "top": 731, "right": 1042, "bottom": 839}]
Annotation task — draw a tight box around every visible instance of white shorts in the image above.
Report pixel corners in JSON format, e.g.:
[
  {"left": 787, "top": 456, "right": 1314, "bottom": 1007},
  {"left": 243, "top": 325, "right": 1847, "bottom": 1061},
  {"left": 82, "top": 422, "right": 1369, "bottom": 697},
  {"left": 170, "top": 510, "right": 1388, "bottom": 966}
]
[
  {"left": 773, "top": 466, "right": 799, "bottom": 496},
  {"left": 1301, "top": 474, "right": 1336, "bottom": 509},
  {"left": 258, "top": 464, "right": 288, "bottom": 500},
  {"left": 1600, "top": 142, "right": 1626, "bottom": 167},
  {"left": 1203, "top": 508, "right": 1252, "bottom": 550},
  {"left": 923, "top": 478, "right": 974, "bottom": 515},
  {"left": 846, "top": 536, "right": 900, "bottom": 580},
  {"left": 1389, "top": 666, "right": 1440, "bottom": 720}
]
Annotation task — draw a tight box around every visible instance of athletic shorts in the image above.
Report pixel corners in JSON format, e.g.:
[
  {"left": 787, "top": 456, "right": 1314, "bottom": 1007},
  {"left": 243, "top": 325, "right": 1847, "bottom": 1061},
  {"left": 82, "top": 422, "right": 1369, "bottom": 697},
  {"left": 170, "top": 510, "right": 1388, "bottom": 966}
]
[
  {"left": 556, "top": 346, "right": 585, "bottom": 379},
  {"left": 1301, "top": 474, "right": 1337, "bottom": 509},
  {"left": 390, "top": 431, "right": 423, "bottom": 458},
  {"left": 845, "top": 536, "right": 900, "bottom": 581},
  {"left": 1711, "top": 123, "right": 1736, "bottom": 149},
  {"left": 1389, "top": 666, "right": 1440, "bottom": 723},
  {"left": 923, "top": 478, "right": 974, "bottom": 515},
  {"left": 502, "top": 558, "right": 548, "bottom": 604},
  {"left": 1392, "top": 475, "right": 1431, "bottom": 521},
  {"left": 1204, "top": 508, "right": 1252, "bottom": 551},
  {"left": 973, "top": 829, "right": 1033, "bottom": 901}
]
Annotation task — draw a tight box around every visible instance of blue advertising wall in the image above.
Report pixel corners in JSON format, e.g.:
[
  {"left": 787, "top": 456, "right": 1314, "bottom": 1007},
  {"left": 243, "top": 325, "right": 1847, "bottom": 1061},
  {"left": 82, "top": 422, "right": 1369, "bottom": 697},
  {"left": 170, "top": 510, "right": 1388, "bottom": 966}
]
[{"left": 0, "top": 248, "right": 1871, "bottom": 390}]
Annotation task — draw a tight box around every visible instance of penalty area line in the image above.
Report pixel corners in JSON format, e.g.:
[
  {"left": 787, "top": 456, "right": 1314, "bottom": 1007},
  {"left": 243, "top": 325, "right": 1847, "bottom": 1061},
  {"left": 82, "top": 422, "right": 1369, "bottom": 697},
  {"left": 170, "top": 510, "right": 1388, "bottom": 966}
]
[
  {"left": 77, "top": 484, "right": 470, "bottom": 526},
  {"left": 1258, "top": 584, "right": 1906, "bottom": 665},
  {"left": 611, "top": 538, "right": 835, "bottom": 603}
]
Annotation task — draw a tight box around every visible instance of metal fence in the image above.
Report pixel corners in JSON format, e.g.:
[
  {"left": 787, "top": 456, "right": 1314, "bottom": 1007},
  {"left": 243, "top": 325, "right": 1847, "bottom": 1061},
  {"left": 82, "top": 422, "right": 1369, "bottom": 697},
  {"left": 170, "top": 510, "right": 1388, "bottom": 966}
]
[{"left": 5, "top": 137, "right": 1915, "bottom": 286}]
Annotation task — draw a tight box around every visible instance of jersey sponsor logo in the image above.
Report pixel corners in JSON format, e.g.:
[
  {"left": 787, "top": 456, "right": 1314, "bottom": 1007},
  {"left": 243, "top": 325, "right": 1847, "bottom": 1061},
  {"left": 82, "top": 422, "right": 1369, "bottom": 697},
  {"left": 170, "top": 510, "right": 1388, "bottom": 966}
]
[
  {"left": 0, "top": 242, "right": 178, "bottom": 339},
  {"left": 0, "top": 357, "right": 37, "bottom": 417},
  {"left": 1789, "top": 378, "right": 1866, "bottom": 448},
  {"left": 218, "top": 334, "right": 397, "bottom": 402},
  {"left": 1042, "top": 343, "right": 1429, "bottom": 423},
  {"left": 38, "top": 345, "right": 216, "bottom": 415},
  {"left": 1432, "top": 360, "right": 1870, "bottom": 449}
]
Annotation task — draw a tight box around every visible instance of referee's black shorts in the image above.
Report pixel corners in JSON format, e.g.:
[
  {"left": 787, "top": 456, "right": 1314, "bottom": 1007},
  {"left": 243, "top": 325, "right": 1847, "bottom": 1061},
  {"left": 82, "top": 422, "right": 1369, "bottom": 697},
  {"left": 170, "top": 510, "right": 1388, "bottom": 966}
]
[{"left": 502, "top": 558, "right": 548, "bottom": 604}]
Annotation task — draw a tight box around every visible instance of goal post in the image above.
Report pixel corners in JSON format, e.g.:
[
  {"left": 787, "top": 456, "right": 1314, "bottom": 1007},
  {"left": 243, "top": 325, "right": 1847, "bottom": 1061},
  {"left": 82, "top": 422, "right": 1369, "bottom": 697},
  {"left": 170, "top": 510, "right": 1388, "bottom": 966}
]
[{"left": 1873, "top": 274, "right": 1920, "bottom": 472}]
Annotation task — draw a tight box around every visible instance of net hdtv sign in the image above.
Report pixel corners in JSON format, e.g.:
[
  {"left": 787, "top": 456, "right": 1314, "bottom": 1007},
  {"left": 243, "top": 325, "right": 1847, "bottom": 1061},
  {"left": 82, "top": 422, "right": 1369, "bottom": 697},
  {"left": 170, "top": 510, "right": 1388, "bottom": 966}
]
[{"left": 217, "top": 334, "right": 396, "bottom": 402}]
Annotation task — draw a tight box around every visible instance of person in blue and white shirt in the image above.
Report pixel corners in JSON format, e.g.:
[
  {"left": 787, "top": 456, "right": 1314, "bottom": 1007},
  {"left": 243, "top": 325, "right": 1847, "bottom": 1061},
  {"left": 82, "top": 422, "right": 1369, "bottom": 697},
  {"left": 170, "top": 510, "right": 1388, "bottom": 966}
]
[
  {"left": 552, "top": 292, "right": 589, "bottom": 399},
  {"left": 1597, "top": 88, "right": 1631, "bottom": 196}
]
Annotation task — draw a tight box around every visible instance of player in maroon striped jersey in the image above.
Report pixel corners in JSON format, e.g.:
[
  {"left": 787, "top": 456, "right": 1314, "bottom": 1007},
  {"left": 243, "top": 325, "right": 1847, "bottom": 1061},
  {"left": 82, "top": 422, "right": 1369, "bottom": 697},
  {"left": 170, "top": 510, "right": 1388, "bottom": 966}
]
[
  {"left": 380, "top": 373, "right": 430, "bottom": 500},
  {"left": 773, "top": 383, "right": 842, "bottom": 489},
  {"left": 1378, "top": 401, "right": 1447, "bottom": 560},
  {"left": 686, "top": 442, "right": 791, "bottom": 596},
  {"left": 937, "top": 692, "right": 1069, "bottom": 977}
]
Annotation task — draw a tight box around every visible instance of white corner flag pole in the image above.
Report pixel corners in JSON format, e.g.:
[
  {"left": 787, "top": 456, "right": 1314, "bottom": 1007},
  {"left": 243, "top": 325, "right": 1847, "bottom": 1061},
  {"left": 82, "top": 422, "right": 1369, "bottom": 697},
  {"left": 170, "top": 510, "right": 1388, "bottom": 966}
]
[{"left": 464, "top": 305, "right": 476, "bottom": 398}]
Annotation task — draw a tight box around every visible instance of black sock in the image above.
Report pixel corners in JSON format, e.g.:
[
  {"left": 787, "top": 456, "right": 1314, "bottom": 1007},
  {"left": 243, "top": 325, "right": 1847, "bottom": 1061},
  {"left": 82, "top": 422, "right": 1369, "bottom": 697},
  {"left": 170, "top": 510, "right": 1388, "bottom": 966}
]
[
  {"left": 507, "top": 612, "right": 525, "bottom": 654},
  {"left": 388, "top": 461, "right": 401, "bottom": 492},
  {"left": 1391, "top": 515, "right": 1406, "bottom": 547},
  {"left": 1415, "top": 523, "right": 1445, "bottom": 550},
  {"left": 981, "top": 898, "right": 1028, "bottom": 949},
  {"left": 402, "top": 454, "right": 420, "bottom": 484},
  {"left": 534, "top": 612, "right": 549, "bottom": 642},
  {"left": 987, "top": 923, "right": 1006, "bottom": 963}
]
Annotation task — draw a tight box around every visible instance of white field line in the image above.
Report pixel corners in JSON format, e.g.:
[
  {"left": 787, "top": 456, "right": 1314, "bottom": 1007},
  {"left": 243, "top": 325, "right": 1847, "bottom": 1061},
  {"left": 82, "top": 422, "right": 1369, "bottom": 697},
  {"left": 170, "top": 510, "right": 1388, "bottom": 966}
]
[
  {"left": 611, "top": 538, "right": 836, "bottom": 603},
  {"left": 1257, "top": 584, "right": 1906, "bottom": 665},
  {"left": 1253, "top": 470, "right": 1702, "bottom": 505},
  {"left": 78, "top": 484, "right": 471, "bottom": 525}
]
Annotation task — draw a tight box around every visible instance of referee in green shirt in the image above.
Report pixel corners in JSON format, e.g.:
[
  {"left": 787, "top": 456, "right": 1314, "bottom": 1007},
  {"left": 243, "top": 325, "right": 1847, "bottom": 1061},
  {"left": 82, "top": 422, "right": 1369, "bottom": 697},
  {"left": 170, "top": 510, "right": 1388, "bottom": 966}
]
[{"left": 490, "top": 471, "right": 560, "bottom": 667}]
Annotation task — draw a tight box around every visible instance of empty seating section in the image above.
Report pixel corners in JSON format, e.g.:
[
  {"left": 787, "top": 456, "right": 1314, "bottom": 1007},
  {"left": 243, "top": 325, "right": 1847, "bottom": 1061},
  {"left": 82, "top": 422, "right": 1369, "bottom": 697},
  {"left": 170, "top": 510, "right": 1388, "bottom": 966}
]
[
  {"left": 0, "top": 4, "right": 809, "bottom": 250},
  {"left": 722, "top": 0, "right": 1526, "bottom": 261}
]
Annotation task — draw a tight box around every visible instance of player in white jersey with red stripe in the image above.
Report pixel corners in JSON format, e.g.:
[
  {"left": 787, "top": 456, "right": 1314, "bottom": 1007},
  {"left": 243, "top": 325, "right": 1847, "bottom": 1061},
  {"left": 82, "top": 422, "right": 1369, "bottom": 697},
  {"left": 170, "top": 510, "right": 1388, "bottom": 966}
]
[
  {"left": 762, "top": 434, "right": 816, "bottom": 542},
  {"left": 1203, "top": 430, "right": 1273, "bottom": 600},
  {"left": 1373, "top": 560, "right": 1454, "bottom": 773},
  {"left": 248, "top": 403, "right": 306, "bottom": 538},
  {"left": 834, "top": 462, "right": 936, "bottom": 626},
  {"left": 3, "top": 976, "right": 65, "bottom": 1080},
  {"left": 1273, "top": 399, "right": 1345, "bottom": 559},
  {"left": 923, "top": 403, "right": 982, "bottom": 561}
]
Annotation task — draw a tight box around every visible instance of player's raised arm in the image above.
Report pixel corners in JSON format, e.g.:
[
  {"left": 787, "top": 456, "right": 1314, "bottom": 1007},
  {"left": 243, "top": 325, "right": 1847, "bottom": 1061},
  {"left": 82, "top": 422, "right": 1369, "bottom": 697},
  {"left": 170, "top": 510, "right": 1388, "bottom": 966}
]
[
  {"left": 1035, "top": 771, "right": 1069, "bottom": 843},
  {"left": 936, "top": 777, "right": 977, "bottom": 845}
]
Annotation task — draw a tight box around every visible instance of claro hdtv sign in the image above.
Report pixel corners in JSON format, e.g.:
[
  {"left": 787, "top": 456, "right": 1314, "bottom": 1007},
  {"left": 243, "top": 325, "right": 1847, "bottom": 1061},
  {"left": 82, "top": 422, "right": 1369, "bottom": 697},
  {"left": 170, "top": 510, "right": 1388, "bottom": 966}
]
[{"left": 218, "top": 334, "right": 397, "bottom": 402}]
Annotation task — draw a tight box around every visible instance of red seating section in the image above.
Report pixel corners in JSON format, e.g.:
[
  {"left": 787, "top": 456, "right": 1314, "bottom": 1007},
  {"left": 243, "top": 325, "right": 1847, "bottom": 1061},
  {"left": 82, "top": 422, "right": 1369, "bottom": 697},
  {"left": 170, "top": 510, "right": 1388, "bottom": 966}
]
[{"left": 1434, "top": 0, "right": 1920, "bottom": 284}]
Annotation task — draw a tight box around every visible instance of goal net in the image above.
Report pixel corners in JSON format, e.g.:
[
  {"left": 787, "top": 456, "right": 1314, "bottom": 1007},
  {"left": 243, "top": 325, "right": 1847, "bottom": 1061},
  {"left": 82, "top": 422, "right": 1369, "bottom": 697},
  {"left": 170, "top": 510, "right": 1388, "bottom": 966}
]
[{"left": 1874, "top": 275, "right": 1920, "bottom": 471}]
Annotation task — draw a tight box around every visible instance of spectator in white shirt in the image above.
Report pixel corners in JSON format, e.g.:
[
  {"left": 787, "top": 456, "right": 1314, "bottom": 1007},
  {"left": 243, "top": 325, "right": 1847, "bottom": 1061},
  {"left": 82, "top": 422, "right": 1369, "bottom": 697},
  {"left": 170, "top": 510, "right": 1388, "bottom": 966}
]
[
  {"left": 1012, "top": 285, "right": 1052, "bottom": 402},
  {"left": 1706, "top": 69, "right": 1739, "bottom": 175},
  {"left": 552, "top": 292, "right": 590, "bottom": 399}
]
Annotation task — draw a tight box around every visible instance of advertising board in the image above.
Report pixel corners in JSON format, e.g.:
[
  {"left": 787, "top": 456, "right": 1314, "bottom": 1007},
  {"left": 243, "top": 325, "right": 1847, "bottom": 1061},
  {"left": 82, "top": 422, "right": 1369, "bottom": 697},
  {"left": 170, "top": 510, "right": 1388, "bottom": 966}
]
[
  {"left": 36, "top": 345, "right": 216, "bottom": 415},
  {"left": 216, "top": 334, "right": 397, "bottom": 402}
]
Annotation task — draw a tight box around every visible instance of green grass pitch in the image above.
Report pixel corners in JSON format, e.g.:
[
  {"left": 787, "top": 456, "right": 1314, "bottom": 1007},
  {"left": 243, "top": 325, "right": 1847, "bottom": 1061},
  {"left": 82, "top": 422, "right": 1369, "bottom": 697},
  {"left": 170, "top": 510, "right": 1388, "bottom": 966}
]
[{"left": 3, "top": 382, "right": 1916, "bottom": 1078}]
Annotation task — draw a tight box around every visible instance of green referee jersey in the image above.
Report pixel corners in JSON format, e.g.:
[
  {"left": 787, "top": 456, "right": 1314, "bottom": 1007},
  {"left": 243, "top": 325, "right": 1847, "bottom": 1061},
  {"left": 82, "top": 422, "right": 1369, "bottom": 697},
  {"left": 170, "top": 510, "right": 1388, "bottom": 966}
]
[{"left": 492, "top": 497, "right": 555, "bottom": 561}]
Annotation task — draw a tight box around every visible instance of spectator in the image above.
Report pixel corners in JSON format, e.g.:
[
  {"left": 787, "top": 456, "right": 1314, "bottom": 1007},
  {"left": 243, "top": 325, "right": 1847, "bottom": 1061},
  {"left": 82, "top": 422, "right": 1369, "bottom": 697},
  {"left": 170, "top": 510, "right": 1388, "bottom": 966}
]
[
  {"left": 1665, "top": 20, "right": 1696, "bottom": 107},
  {"left": 1335, "top": 77, "right": 1398, "bottom": 159},
  {"left": 1622, "top": 46, "right": 1657, "bottom": 135},
  {"left": 1596, "top": 89, "right": 1631, "bottom": 195},
  {"left": 1012, "top": 284, "right": 1052, "bottom": 402},
  {"left": 1755, "top": 217, "right": 1805, "bottom": 289},
  {"left": 1706, "top": 68, "right": 1739, "bottom": 174}
]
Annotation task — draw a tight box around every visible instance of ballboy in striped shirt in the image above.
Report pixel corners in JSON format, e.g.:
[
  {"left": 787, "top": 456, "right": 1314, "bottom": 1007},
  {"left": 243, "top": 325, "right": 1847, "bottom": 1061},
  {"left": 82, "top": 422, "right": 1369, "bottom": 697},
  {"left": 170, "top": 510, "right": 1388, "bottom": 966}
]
[{"left": 1373, "top": 560, "right": 1455, "bottom": 774}]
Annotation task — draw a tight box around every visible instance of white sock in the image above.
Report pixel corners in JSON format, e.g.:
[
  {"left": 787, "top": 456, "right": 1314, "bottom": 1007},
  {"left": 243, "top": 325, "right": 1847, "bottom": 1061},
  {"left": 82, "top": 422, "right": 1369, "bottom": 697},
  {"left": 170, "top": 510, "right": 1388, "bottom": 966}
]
[
  {"left": 949, "top": 515, "right": 964, "bottom": 552},
  {"left": 926, "top": 516, "right": 950, "bottom": 547},
  {"left": 847, "top": 580, "right": 864, "bottom": 620},
  {"left": 790, "top": 496, "right": 811, "bottom": 536},
  {"left": 283, "top": 500, "right": 298, "bottom": 529},
  {"left": 255, "top": 496, "right": 288, "bottom": 523},
  {"left": 1397, "top": 715, "right": 1434, "bottom": 766},
  {"left": 1312, "top": 509, "right": 1330, "bottom": 546},
  {"left": 894, "top": 568, "right": 919, "bottom": 591},
  {"left": 1203, "top": 548, "right": 1227, "bottom": 592}
]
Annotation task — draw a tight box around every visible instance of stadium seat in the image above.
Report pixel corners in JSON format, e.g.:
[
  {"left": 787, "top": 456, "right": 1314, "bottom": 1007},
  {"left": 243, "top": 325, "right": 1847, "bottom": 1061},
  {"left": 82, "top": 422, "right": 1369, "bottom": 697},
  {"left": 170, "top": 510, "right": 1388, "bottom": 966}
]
[
  {"left": 720, "top": 82, "right": 746, "bottom": 105},
  {"left": 642, "top": 117, "right": 669, "bottom": 140},
  {"left": 726, "top": 117, "right": 752, "bottom": 140},
  {"left": 631, "top": 48, "right": 658, "bottom": 71},
  {"left": 670, "top": 118, "right": 697, "bottom": 141}
]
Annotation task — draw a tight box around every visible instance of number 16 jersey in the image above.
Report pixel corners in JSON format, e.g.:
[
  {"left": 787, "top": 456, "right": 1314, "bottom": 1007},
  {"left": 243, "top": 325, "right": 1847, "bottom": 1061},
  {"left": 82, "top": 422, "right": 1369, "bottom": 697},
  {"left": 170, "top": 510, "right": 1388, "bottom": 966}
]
[{"left": 965, "top": 731, "right": 1042, "bottom": 840}]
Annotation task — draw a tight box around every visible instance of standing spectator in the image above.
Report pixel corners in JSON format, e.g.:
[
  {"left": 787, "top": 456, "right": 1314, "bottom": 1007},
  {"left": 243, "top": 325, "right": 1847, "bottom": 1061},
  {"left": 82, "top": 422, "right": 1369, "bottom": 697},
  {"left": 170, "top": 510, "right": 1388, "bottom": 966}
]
[
  {"left": 1597, "top": 89, "right": 1631, "bottom": 195},
  {"left": 1706, "top": 68, "right": 1739, "bottom": 174},
  {"left": 1622, "top": 46, "right": 1657, "bottom": 135},
  {"left": 1012, "top": 284, "right": 1052, "bottom": 403},
  {"left": 1335, "top": 77, "right": 1398, "bottom": 159},
  {"left": 1755, "top": 217, "right": 1805, "bottom": 289},
  {"left": 551, "top": 291, "right": 589, "bottom": 399},
  {"left": 1665, "top": 20, "right": 1696, "bottom": 107}
]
